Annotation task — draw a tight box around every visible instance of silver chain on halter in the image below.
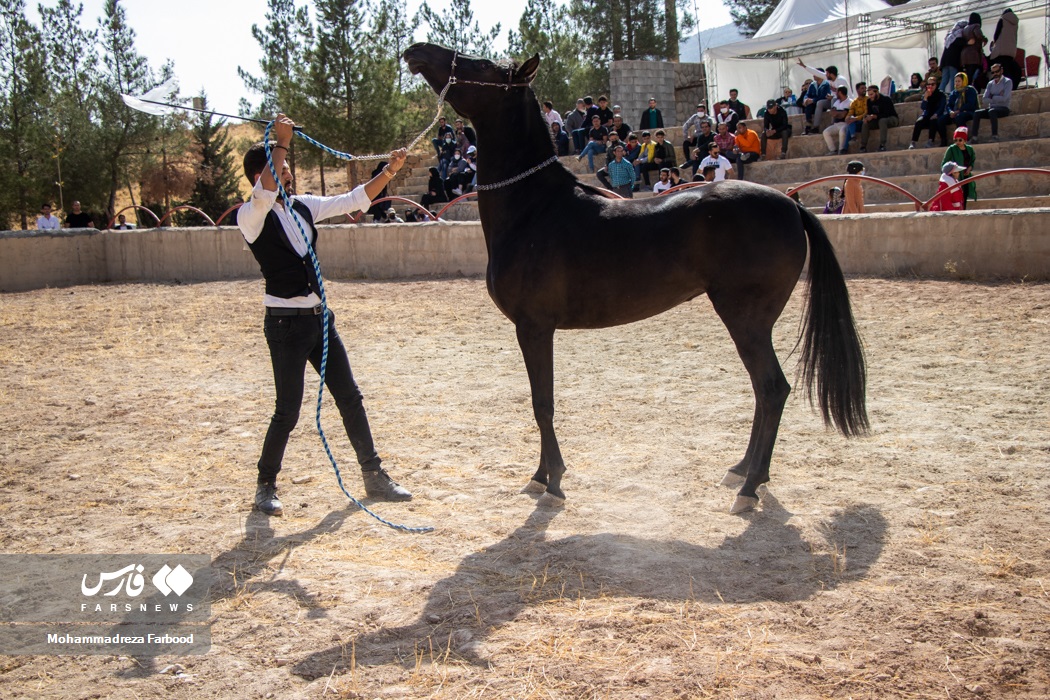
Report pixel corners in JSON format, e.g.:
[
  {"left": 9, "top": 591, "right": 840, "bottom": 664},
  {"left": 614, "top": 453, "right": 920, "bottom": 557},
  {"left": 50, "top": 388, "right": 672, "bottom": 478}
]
[{"left": 296, "top": 51, "right": 557, "bottom": 190}]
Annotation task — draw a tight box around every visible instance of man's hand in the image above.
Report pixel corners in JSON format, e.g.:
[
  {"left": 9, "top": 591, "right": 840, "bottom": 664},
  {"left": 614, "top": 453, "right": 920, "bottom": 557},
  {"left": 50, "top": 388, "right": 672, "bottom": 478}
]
[
  {"left": 796, "top": 58, "right": 806, "bottom": 68},
  {"left": 273, "top": 113, "right": 295, "bottom": 148},
  {"left": 387, "top": 148, "right": 408, "bottom": 175}
]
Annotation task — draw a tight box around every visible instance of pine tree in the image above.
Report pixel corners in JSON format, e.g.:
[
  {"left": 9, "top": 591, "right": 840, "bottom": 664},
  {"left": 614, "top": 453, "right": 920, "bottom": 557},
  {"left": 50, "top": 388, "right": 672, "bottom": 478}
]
[
  {"left": 187, "top": 94, "right": 240, "bottom": 223},
  {"left": 237, "top": 0, "right": 313, "bottom": 119},
  {"left": 507, "top": 0, "right": 588, "bottom": 113},
  {"left": 95, "top": 0, "right": 164, "bottom": 221},
  {"left": 418, "top": 0, "right": 501, "bottom": 57},
  {"left": 0, "top": 0, "right": 50, "bottom": 229},
  {"left": 724, "top": 0, "right": 778, "bottom": 38}
]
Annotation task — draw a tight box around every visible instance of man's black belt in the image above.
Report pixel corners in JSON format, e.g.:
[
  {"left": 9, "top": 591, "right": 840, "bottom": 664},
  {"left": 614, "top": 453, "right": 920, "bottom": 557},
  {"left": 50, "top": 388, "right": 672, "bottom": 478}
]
[{"left": 265, "top": 305, "right": 323, "bottom": 316}]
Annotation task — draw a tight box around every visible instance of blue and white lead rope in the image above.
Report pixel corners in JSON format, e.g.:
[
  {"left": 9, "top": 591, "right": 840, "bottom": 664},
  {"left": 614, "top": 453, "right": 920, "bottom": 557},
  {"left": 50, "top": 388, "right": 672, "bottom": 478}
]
[{"left": 263, "top": 122, "right": 433, "bottom": 534}]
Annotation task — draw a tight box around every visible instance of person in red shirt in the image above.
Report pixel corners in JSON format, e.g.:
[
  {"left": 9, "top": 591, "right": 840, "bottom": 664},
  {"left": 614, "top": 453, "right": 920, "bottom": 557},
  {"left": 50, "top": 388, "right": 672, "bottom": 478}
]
[{"left": 930, "top": 161, "right": 966, "bottom": 211}]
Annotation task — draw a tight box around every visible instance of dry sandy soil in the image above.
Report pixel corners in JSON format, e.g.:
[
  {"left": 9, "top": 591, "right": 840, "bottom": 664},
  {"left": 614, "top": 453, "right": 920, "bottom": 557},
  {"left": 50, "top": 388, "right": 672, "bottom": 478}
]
[{"left": 0, "top": 276, "right": 1048, "bottom": 699}]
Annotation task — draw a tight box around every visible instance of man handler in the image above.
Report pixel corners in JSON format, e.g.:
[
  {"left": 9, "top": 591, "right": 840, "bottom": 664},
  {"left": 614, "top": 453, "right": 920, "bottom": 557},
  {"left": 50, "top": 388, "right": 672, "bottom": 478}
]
[{"left": 238, "top": 113, "right": 413, "bottom": 516}]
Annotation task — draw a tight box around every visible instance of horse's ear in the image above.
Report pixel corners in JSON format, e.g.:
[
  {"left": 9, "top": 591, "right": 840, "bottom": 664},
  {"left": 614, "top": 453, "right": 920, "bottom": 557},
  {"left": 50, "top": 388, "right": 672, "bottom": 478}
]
[{"left": 515, "top": 54, "right": 540, "bottom": 84}]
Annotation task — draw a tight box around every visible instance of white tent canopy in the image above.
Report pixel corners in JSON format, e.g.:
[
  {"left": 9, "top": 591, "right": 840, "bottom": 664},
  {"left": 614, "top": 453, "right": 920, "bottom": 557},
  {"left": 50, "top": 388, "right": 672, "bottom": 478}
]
[{"left": 704, "top": 0, "right": 1050, "bottom": 108}]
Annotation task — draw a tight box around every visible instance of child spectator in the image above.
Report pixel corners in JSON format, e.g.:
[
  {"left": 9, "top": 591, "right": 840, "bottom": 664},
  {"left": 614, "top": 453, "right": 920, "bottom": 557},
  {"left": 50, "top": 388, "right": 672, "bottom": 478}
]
[
  {"left": 823, "top": 186, "right": 844, "bottom": 214},
  {"left": 551, "top": 122, "right": 570, "bottom": 156},
  {"left": 930, "top": 162, "right": 966, "bottom": 211}
]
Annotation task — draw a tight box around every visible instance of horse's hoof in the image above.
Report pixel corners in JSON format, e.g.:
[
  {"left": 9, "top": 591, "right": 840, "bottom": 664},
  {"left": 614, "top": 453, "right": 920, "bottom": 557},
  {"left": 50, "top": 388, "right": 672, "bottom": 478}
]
[
  {"left": 537, "top": 492, "right": 566, "bottom": 508},
  {"left": 720, "top": 470, "right": 746, "bottom": 488},
  {"left": 521, "top": 479, "right": 547, "bottom": 494},
  {"left": 757, "top": 484, "right": 769, "bottom": 499},
  {"left": 729, "top": 495, "right": 760, "bottom": 514}
]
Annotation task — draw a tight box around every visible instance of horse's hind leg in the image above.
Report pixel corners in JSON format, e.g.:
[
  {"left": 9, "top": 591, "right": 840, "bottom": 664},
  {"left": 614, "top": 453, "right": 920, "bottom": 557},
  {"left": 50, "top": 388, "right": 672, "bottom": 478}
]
[
  {"left": 515, "top": 324, "right": 567, "bottom": 506},
  {"left": 709, "top": 292, "right": 791, "bottom": 514}
]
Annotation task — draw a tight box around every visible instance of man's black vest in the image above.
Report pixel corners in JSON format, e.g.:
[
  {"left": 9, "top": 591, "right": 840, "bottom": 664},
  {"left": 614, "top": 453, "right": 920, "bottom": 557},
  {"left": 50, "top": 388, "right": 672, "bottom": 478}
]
[{"left": 246, "top": 199, "right": 322, "bottom": 300}]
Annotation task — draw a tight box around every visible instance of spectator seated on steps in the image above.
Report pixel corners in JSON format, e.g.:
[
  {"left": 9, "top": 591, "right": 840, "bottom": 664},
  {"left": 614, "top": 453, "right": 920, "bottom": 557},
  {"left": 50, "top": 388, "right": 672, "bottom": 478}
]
[
  {"left": 681, "top": 103, "right": 714, "bottom": 161},
  {"left": 777, "top": 87, "right": 801, "bottom": 116},
  {"left": 796, "top": 59, "right": 847, "bottom": 134},
  {"left": 731, "top": 121, "right": 761, "bottom": 180},
  {"left": 564, "top": 98, "right": 589, "bottom": 153},
  {"left": 894, "top": 73, "right": 925, "bottom": 103},
  {"left": 637, "top": 129, "right": 676, "bottom": 184},
  {"left": 938, "top": 72, "right": 978, "bottom": 139},
  {"left": 683, "top": 121, "right": 715, "bottom": 175},
  {"left": 801, "top": 71, "right": 832, "bottom": 135},
  {"left": 909, "top": 77, "right": 948, "bottom": 149},
  {"left": 714, "top": 100, "right": 739, "bottom": 133},
  {"left": 419, "top": 167, "right": 447, "bottom": 210},
  {"left": 970, "top": 63, "right": 1012, "bottom": 143},
  {"left": 726, "top": 88, "right": 752, "bottom": 121},
  {"left": 859, "top": 84, "right": 899, "bottom": 153},
  {"left": 430, "top": 116, "right": 454, "bottom": 158},
  {"left": 551, "top": 121, "right": 570, "bottom": 156},
  {"left": 822, "top": 87, "right": 853, "bottom": 156},
  {"left": 761, "top": 99, "right": 792, "bottom": 159},
  {"left": 576, "top": 114, "right": 610, "bottom": 173}
]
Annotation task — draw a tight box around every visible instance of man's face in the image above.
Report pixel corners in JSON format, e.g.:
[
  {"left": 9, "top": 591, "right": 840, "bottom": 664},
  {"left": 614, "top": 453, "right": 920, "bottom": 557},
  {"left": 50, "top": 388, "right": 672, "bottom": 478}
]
[
  {"left": 642, "top": 134, "right": 651, "bottom": 144},
  {"left": 929, "top": 58, "right": 938, "bottom": 69},
  {"left": 613, "top": 146, "right": 624, "bottom": 160},
  {"left": 827, "top": 70, "right": 837, "bottom": 80},
  {"left": 729, "top": 91, "right": 738, "bottom": 100},
  {"left": 591, "top": 116, "right": 601, "bottom": 127},
  {"left": 576, "top": 100, "right": 585, "bottom": 112},
  {"left": 599, "top": 99, "right": 607, "bottom": 107},
  {"left": 648, "top": 99, "right": 656, "bottom": 108},
  {"left": 551, "top": 122, "right": 560, "bottom": 133},
  {"left": 867, "top": 88, "right": 879, "bottom": 99},
  {"left": 72, "top": 201, "right": 81, "bottom": 213},
  {"left": 783, "top": 89, "right": 792, "bottom": 98},
  {"left": 659, "top": 171, "right": 669, "bottom": 181},
  {"left": 438, "top": 118, "right": 446, "bottom": 126},
  {"left": 655, "top": 134, "right": 665, "bottom": 143},
  {"left": 118, "top": 215, "right": 126, "bottom": 224},
  {"left": 41, "top": 204, "right": 51, "bottom": 216},
  {"left": 701, "top": 122, "right": 711, "bottom": 132},
  {"left": 857, "top": 84, "right": 867, "bottom": 95},
  {"left": 717, "top": 123, "right": 727, "bottom": 134},
  {"left": 613, "top": 116, "right": 622, "bottom": 125},
  {"left": 710, "top": 146, "right": 719, "bottom": 157}
]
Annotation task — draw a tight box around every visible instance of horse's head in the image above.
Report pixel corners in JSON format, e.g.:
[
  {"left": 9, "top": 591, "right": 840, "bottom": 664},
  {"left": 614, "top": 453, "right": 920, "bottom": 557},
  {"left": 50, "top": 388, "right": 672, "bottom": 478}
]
[{"left": 403, "top": 42, "right": 539, "bottom": 120}]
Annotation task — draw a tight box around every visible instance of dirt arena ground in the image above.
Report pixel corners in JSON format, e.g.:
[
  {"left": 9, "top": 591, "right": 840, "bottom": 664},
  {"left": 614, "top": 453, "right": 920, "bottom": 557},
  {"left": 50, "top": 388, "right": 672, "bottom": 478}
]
[{"left": 1, "top": 276, "right": 1048, "bottom": 699}]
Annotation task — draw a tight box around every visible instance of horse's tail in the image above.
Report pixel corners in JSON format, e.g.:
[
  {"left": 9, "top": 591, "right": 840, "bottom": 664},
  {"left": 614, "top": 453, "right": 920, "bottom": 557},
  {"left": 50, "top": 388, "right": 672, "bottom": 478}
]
[{"left": 795, "top": 204, "right": 869, "bottom": 437}]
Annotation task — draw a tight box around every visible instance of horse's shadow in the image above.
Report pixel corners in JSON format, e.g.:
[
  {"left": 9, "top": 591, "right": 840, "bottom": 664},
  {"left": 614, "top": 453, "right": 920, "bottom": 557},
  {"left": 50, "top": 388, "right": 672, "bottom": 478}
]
[{"left": 294, "top": 495, "right": 886, "bottom": 677}]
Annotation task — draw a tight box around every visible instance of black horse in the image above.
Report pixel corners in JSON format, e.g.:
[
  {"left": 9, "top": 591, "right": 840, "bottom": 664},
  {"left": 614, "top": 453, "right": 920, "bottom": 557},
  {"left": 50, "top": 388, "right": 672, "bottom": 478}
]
[{"left": 404, "top": 43, "right": 868, "bottom": 514}]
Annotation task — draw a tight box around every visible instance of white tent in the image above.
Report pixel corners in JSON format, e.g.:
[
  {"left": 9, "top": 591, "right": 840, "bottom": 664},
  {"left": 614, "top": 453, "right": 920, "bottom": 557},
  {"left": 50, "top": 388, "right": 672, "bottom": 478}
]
[{"left": 704, "top": 0, "right": 1050, "bottom": 107}]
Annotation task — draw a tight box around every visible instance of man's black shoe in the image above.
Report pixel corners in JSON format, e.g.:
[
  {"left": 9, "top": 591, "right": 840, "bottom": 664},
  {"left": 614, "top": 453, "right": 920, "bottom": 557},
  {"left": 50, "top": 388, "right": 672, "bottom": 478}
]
[
  {"left": 254, "top": 482, "right": 283, "bottom": 516},
  {"left": 362, "top": 469, "right": 412, "bottom": 501}
]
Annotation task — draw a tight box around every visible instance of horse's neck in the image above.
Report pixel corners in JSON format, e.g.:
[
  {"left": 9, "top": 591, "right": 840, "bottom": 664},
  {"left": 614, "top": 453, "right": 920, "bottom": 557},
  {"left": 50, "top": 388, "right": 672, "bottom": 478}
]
[{"left": 474, "top": 93, "right": 563, "bottom": 187}]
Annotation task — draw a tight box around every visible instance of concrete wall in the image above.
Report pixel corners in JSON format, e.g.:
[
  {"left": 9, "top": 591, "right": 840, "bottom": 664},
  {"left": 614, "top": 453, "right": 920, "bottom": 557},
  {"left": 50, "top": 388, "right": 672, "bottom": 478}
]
[{"left": 2, "top": 211, "right": 1048, "bottom": 292}]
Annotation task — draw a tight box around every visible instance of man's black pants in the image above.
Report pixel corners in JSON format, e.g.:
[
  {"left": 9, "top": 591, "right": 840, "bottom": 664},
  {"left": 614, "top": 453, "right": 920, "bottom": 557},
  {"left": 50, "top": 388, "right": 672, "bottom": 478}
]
[{"left": 258, "top": 309, "right": 380, "bottom": 483}]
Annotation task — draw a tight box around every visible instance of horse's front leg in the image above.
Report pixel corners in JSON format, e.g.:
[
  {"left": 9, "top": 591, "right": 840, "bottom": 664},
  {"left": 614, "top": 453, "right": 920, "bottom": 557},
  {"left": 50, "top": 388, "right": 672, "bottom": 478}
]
[{"left": 515, "top": 323, "right": 566, "bottom": 506}]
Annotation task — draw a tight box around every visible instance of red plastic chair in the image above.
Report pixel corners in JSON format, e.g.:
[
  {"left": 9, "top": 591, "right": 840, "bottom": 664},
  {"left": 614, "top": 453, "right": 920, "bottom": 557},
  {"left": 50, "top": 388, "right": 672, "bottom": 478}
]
[{"left": 1025, "top": 54, "right": 1041, "bottom": 88}]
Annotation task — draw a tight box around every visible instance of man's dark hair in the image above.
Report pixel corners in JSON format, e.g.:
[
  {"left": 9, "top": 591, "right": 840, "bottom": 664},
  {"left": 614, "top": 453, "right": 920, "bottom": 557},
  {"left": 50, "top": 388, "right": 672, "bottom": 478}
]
[
  {"left": 708, "top": 142, "right": 719, "bottom": 152},
  {"left": 655, "top": 129, "right": 665, "bottom": 136},
  {"left": 855, "top": 81, "right": 866, "bottom": 92},
  {"left": 543, "top": 100, "right": 553, "bottom": 110},
  {"left": 641, "top": 130, "right": 651, "bottom": 137},
  {"left": 703, "top": 165, "right": 717, "bottom": 175},
  {"left": 598, "top": 95, "right": 608, "bottom": 102},
  {"left": 243, "top": 141, "right": 276, "bottom": 184},
  {"left": 826, "top": 66, "right": 838, "bottom": 76},
  {"left": 583, "top": 96, "right": 593, "bottom": 105}
]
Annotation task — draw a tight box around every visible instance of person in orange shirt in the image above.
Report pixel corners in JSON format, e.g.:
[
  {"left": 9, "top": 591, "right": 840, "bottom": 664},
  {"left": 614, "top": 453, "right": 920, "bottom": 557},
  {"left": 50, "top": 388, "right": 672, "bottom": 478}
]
[
  {"left": 842, "top": 160, "right": 866, "bottom": 214},
  {"left": 732, "top": 121, "right": 761, "bottom": 180}
]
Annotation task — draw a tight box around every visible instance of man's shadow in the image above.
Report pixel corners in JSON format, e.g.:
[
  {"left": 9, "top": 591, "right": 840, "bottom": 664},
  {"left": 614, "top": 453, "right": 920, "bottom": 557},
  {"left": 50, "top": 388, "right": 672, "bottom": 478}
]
[
  {"left": 294, "top": 495, "right": 887, "bottom": 679},
  {"left": 115, "top": 506, "right": 360, "bottom": 678}
]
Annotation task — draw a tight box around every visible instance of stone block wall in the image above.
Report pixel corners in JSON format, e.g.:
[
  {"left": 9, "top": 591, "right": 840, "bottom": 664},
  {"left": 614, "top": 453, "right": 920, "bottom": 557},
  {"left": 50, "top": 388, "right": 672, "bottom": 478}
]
[
  {"left": 610, "top": 60, "right": 708, "bottom": 128},
  {"left": 610, "top": 61, "right": 677, "bottom": 129}
]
